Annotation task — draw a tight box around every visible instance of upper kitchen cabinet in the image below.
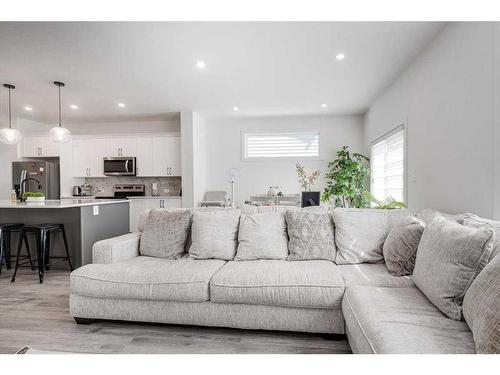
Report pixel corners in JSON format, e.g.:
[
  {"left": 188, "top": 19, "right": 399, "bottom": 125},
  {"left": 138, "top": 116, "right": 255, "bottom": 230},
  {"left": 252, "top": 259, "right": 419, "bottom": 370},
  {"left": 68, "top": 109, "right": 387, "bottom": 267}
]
[
  {"left": 21, "top": 135, "right": 60, "bottom": 157},
  {"left": 73, "top": 138, "right": 107, "bottom": 177},
  {"left": 106, "top": 137, "right": 137, "bottom": 157},
  {"left": 152, "top": 135, "right": 181, "bottom": 176},
  {"left": 135, "top": 138, "right": 154, "bottom": 176}
]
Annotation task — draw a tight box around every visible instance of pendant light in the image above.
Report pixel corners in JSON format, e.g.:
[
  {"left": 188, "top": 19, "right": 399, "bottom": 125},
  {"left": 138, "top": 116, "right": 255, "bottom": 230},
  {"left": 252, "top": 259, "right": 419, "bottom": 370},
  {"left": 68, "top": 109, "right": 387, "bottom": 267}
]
[
  {"left": 49, "top": 81, "right": 71, "bottom": 143},
  {"left": 0, "top": 84, "right": 22, "bottom": 145}
]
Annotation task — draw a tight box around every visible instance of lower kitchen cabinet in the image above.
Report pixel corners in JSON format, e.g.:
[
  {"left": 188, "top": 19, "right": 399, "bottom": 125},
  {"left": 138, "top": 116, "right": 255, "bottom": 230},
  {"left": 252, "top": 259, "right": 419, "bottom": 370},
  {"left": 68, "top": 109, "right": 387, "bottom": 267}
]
[{"left": 129, "top": 197, "right": 182, "bottom": 232}]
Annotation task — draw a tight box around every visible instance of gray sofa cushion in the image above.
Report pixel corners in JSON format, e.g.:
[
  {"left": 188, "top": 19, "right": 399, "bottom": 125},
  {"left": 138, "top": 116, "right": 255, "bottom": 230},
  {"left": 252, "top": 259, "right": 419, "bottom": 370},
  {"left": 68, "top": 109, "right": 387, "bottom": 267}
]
[
  {"left": 416, "top": 208, "right": 472, "bottom": 225},
  {"left": 285, "top": 210, "right": 336, "bottom": 261},
  {"left": 210, "top": 260, "right": 344, "bottom": 309},
  {"left": 235, "top": 213, "right": 288, "bottom": 260},
  {"left": 343, "top": 286, "right": 475, "bottom": 354},
  {"left": 463, "top": 215, "right": 500, "bottom": 262},
  {"left": 189, "top": 209, "right": 241, "bottom": 260},
  {"left": 463, "top": 252, "right": 500, "bottom": 353},
  {"left": 139, "top": 209, "right": 192, "bottom": 258},
  {"left": 412, "top": 216, "right": 495, "bottom": 320},
  {"left": 382, "top": 218, "right": 425, "bottom": 276},
  {"left": 333, "top": 208, "right": 415, "bottom": 264},
  {"left": 71, "top": 256, "right": 226, "bottom": 302},
  {"left": 338, "top": 263, "right": 414, "bottom": 289}
]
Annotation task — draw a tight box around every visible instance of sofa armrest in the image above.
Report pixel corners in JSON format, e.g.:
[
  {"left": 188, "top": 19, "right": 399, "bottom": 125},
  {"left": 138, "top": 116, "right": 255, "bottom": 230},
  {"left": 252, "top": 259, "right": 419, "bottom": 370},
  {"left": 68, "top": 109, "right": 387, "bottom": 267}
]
[{"left": 92, "top": 232, "right": 141, "bottom": 264}]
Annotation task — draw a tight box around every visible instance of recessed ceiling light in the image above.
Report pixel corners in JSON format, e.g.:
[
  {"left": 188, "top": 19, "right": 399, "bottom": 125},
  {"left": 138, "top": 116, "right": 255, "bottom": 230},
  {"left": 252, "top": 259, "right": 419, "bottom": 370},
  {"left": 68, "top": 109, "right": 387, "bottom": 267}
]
[
  {"left": 233, "top": 106, "right": 239, "bottom": 111},
  {"left": 70, "top": 104, "right": 79, "bottom": 110},
  {"left": 117, "top": 102, "right": 126, "bottom": 108},
  {"left": 336, "top": 53, "right": 345, "bottom": 61},
  {"left": 24, "top": 106, "right": 33, "bottom": 111},
  {"left": 321, "top": 104, "right": 327, "bottom": 108},
  {"left": 196, "top": 61, "right": 206, "bottom": 69}
]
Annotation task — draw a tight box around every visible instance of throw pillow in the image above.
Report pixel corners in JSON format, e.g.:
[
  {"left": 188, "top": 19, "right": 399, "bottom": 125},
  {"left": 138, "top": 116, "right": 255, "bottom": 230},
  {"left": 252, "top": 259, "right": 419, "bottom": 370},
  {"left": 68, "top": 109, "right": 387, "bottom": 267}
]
[
  {"left": 382, "top": 218, "right": 425, "bottom": 276},
  {"left": 463, "top": 215, "right": 500, "bottom": 262},
  {"left": 285, "top": 210, "right": 336, "bottom": 261},
  {"left": 412, "top": 216, "right": 495, "bottom": 320},
  {"left": 416, "top": 208, "right": 472, "bottom": 225},
  {"left": 463, "top": 252, "right": 500, "bottom": 353},
  {"left": 189, "top": 209, "right": 241, "bottom": 260},
  {"left": 333, "top": 208, "right": 415, "bottom": 264},
  {"left": 235, "top": 212, "right": 288, "bottom": 260},
  {"left": 139, "top": 209, "right": 192, "bottom": 258}
]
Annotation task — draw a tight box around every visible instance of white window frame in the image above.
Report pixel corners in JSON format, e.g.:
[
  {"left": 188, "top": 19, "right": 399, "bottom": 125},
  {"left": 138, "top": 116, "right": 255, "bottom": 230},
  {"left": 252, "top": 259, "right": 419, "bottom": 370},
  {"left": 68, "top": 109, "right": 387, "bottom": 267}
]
[
  {"left": 370, "top": 124, "right": 407, "bottom": 204},
  {"left": 241, "top": 130, "right": 321, "bottom": 161}
]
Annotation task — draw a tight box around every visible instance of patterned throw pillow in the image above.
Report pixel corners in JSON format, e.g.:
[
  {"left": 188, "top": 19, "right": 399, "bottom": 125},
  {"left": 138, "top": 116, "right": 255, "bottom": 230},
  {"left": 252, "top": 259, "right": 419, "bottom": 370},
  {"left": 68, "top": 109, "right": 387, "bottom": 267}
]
[
  {"left": 139, "top": 209, "right": 192, "bottom": 258},
  {"left": 463, "top": 252, "right": 500, "bottom": 353},
  {"left": 189, "top": 209, "right": 241, "bottom": 260},
  {"left": 235, "top": 212, "right": 289, "bottom": 260},
  {"left": 412, "top": 216, "right": 495, "bottom": 320},
  {"left": 285, "top": 210, "right": 336, "bottom": 261},
  {"left": 382, "top": 218, "right": 425, "bottom": 276}
]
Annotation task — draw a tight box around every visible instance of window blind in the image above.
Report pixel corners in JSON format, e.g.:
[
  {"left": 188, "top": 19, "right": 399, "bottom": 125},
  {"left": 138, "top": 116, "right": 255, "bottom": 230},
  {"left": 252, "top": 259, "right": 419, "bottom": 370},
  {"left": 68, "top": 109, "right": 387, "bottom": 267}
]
[
  {"left": 243, "top": 132, "right": 319, "bottom": 159},
  {"left": 370, "top": 128, "right": 405, "bottom": 202}
]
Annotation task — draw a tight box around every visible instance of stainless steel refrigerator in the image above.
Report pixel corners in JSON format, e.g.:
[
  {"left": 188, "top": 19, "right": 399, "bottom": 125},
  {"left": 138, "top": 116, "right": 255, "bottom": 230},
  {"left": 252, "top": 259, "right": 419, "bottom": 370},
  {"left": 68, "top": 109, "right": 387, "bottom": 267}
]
[{"left": 12, "top": 161, "right": 60, "bottom": 199}]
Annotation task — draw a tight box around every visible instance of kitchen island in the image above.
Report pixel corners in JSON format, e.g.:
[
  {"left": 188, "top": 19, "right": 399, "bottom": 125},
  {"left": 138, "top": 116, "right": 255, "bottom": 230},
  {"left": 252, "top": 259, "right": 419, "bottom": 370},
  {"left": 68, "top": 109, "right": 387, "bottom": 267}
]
[{"left": 0, "top": 199, "right": 129, "bottom": 268}]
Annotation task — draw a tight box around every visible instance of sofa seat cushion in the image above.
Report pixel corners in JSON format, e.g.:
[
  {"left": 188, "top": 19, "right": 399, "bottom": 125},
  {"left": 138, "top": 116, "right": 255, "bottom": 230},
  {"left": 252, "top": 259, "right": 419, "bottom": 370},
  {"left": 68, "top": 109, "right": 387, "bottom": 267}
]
[
  {"left": 210, "top": 260, "right": 344, "bottom": 309},
  {"left": 343, "top": 286, "right": 475, "bottom": 354},
  {"left": 71, "top": 256, "right": 226, "bottom": 302},
  {"left": 339, "top": 263, "right": 414, "bottom": 289}
]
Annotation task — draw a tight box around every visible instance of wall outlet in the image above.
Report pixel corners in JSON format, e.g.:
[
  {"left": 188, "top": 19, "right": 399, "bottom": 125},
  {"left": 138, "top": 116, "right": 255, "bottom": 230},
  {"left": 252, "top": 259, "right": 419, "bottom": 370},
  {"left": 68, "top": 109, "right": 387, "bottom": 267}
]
[
  {"left": 93, "top": 205, "right": 99, "bottom": 216},
  {"left": 163, "top": 188, "right": 169, "bottom": 193}
]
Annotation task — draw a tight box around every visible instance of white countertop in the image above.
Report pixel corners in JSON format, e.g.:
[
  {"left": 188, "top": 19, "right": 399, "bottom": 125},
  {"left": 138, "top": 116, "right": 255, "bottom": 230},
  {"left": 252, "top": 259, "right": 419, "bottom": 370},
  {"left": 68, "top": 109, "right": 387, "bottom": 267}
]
[
  {"left": 0, "top": 199, "right": 129, "bottom": 209},
  {"left": 126, "top": 196, "right": 182, "bottom": 199}
]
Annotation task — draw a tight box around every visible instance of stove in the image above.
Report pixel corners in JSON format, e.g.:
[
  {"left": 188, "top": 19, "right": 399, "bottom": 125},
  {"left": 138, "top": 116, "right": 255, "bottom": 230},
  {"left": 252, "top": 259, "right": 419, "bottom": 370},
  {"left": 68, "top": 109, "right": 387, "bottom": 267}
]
[{"left": 95, "top": 184, "right": 145, "bottom": 199}]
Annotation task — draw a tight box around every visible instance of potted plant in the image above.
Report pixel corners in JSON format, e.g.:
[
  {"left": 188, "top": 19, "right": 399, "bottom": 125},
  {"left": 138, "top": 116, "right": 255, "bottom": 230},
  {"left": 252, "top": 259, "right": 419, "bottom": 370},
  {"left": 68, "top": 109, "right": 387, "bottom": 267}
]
[
  {"left": 22, "top": 191, "right": 45, "bottom": 203},
  {"left": 321, "top": 146, "right": 370, "bottom": 208},
  {"left": 296, "top": 163, "right": 321, "bottom": 207}
]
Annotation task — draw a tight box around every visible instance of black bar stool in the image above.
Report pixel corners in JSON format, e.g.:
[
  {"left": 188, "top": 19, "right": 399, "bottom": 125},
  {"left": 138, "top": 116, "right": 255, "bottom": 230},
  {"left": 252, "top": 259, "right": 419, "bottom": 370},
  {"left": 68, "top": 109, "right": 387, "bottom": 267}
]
[
  {"left": 0, "top": 223, "right": 34, "bottom": 274},
  {"left": 11, "top": 223, "right": 73, "bottom": 283}
]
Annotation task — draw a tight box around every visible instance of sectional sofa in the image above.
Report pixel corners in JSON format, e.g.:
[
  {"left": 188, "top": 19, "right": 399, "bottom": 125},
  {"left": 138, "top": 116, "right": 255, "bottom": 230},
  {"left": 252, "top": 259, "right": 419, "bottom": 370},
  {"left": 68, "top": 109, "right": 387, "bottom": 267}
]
[{"left": 69, "top": 206, "right": 500, "bottom": 354}]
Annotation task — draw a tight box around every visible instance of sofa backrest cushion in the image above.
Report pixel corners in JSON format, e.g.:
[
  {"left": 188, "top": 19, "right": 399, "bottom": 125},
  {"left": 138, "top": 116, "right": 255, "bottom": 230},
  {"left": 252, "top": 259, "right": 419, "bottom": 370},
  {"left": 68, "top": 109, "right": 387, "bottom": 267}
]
[
  {"left": 382, "top": 217, "right": 425, "bottom": 276},
  {"left": 139, "top": 209, "right": 192, "bottom": 259},
  {"left": 235, "top": 212, "right": 289, "bottom": 260},
  {"left": 463, "top": 215, "right": 500, "bottom": 262},
  {"left": 285, "top": 210, "right": 336, "bottom": 261},
  {"left": 416, "top": 208, "right": 472, "bottom": 225},
  {"left": 463, "top": 252, "right": 500, "bottom": 353},
  {"left": 332, "top": 208, "right": 415, "bottom": 264},
  {"left": 189, "top": 209, "right": 241, "bottom": 260},
  {"left": 412, "top": 216, "right": 495, "bottom": 321}
]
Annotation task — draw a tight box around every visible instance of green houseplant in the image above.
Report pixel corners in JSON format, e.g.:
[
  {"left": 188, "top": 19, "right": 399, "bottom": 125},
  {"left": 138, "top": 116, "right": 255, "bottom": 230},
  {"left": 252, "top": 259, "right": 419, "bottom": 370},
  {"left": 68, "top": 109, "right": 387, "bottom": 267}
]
[
  {"left": 321, "top": 146, "right": 370, "bottom": 208},
  {"left": 22, "top": 191, "right": 45, "bottom": 202}
]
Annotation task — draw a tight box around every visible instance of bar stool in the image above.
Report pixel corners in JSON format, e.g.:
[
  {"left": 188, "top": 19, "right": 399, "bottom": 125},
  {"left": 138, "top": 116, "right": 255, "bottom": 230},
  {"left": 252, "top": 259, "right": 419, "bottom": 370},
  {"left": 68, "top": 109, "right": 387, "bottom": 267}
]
[
  {"left": 0, "top": 223, "right": 34, "bottom": 274},
  {"left": 11, "top": 223, "right": 74, "bottom": 283}
]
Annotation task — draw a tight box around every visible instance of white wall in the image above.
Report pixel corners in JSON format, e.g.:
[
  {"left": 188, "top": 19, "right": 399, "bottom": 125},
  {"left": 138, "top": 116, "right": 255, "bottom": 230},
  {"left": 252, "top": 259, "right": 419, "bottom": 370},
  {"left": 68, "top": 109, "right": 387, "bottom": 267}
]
[
  {"left": 364, "top": 23, "right": 496, "bottom": 218},
  {"left": 205, "top": 114, "right": 364, "bottom": 206}
]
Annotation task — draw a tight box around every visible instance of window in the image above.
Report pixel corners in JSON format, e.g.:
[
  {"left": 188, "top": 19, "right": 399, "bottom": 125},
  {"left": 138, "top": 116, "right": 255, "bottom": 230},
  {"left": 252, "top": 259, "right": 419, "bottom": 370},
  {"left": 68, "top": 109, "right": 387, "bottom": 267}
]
[
  {"left": 370, "top": 126, "right": 405, "bottom": 203},
  {"left": 243, "top": 131, "right": 320, "bottom": 159}
]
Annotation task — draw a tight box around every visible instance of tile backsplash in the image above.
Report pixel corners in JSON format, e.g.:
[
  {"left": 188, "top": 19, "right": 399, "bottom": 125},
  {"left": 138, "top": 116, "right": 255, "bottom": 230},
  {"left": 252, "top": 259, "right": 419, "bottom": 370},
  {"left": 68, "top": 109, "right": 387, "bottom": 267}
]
[{"left": 85, "top": 176, "right": 182, "bottom": 197}]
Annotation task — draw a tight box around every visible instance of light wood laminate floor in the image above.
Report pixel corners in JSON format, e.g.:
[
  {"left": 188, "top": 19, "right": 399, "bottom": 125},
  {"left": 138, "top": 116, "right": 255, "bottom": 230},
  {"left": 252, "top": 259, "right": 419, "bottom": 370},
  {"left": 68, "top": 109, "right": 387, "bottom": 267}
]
[{"left": 0, "top": 269, "right": 351, "bottom": 354}]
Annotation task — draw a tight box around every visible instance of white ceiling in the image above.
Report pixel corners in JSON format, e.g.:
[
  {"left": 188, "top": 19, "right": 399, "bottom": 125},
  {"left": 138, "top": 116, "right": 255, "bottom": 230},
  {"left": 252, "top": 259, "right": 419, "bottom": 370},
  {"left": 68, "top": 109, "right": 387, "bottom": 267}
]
[{"left": 0, "top": 22, "right": 445, "bottom": 124}]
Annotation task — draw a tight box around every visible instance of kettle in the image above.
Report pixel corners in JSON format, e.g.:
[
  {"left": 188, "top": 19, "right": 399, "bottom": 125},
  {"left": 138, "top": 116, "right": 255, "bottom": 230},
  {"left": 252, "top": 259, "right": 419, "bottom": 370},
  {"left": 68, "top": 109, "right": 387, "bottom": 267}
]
[{"left": 73, "top": 185, "right": 82, "bottom": 196}]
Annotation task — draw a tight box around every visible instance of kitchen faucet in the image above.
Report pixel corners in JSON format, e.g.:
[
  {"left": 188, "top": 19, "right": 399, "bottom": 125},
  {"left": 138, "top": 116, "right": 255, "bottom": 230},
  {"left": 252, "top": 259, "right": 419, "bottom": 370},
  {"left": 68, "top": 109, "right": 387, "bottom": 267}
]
[{"left": 20, "top": 177, "right": 42, "bottom": 200}]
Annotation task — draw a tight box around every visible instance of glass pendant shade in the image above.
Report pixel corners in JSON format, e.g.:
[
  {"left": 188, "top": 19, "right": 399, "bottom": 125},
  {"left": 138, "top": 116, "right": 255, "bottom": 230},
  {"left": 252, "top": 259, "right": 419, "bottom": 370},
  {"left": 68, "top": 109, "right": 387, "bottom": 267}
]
[
  {"left": 49, "top": 125, "right": 71, "bottom": 143},
  {"left": 50, "top": 81, "right": 71, "bottom": 143},
  {"left": 0, "top": 127, "right": 22, "bottom": 145}
]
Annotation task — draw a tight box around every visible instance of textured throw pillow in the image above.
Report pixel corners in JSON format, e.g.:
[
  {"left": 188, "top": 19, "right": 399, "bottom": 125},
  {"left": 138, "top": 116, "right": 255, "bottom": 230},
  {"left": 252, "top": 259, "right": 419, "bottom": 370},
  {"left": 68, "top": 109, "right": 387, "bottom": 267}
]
[
  {"left": 285, "top": 210, "right": 336, "bottom": 261},
  {"left": 235, "top": 213, "right": 288, "bottom": 260},
  {"left": 139, "top": 209, "right": 192, "bottom": 258},
  {"left": 463, "top": 252, "right": 500, "bottom": 353},
  {"left": 412, "top": 216, "right": 495, "bottom": 320},
  {"left": 463, "top": 215, "right": 500, "bottom": 262},
  {"left": 333, "top": 208, "right": 415, "bottom": 264},
  {"left": 383, "top": 218, "right": 425, "bottom": 276},
  {"left": 189, "top": 209, "right": 241, "bottom": 260}
]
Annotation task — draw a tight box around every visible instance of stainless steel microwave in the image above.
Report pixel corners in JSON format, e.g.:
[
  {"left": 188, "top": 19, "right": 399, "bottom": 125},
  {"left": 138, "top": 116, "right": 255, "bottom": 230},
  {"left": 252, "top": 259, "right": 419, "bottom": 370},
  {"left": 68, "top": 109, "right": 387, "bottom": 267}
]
[{"left": 103, "top": 157, "right": 136, "bottom": 176}]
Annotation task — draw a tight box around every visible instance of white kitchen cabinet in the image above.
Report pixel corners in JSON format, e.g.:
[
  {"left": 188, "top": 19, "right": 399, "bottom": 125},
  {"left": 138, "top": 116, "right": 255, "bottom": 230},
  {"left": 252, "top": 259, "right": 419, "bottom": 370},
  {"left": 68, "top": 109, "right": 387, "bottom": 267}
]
[
  {"left": 21, "top": 135, "right": 60, "bottom": 157},
  {"left": 128, "top": 197, "right": 182, "bottom": 232},
  {"left": 152, "top": 136, "right": 181, "bottom": 176},
  {"left": 106, "top": 138, "right": 137, "bottom": 157},
  {"left": 73, "top": 138, "right": 107, "bottom": 177},
  {"left": 135, "top": 138, "right": 154, "bottom": 176}
]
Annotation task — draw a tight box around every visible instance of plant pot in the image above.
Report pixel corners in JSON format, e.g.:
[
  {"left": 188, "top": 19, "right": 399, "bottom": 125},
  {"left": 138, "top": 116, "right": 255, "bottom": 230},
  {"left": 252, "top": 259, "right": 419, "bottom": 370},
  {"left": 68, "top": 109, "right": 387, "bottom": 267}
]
[
  {"left": 26, "top": 196, "right": 45, "bottom": 202},
  {"left": 301, "top": 191, "right": 320, "bottom": 207}
]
